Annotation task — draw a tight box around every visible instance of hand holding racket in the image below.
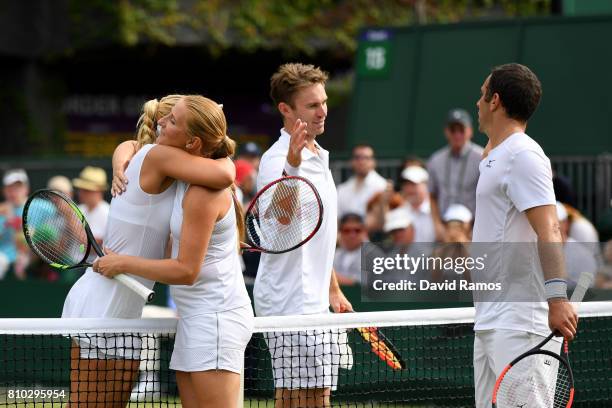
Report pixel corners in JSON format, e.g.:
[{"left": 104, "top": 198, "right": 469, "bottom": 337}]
[
  {"left": 241, "top": 175, "right": 323, "bottom": 254},
  {"left": 22, "top": 189, "right": 154, "bottom": 302},
  {"left": 491, "top": 273, "right": 593, "bottom": 407}
]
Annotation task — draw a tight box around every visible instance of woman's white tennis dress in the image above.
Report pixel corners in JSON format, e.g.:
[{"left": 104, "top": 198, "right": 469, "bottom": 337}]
[
  {"left": 61, "top": 144, "right": 177, "bottom": 359},
  {"left": 169, "top": 182, "right": 253, "bottom": 373}
]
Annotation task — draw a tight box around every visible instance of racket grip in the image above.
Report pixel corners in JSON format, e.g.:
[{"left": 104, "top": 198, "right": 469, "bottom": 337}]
[
  {"left": 114, "top": 273, "right": 155, "bottom": 303},
  {"left": 570, "top": 271, "right": 594, "bottom": 303}
]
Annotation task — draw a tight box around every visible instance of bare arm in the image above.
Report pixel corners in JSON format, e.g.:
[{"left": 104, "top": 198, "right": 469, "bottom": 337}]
[
  {"left": 149, "top": 145, "right": 235, "bottom": 189},
  {"left": 95, "top": 186, "right": 221, "bottom": 285},
  {"left": 525, "top": 204, "right": 578, "bottom": 339},
  {"left": 111, "top": 140, "right": 138, "bottom": 196}
]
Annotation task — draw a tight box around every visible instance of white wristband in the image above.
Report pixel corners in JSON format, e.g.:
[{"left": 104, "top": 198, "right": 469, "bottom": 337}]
[{"left": 544, "top": 279, "right": 568, "bottom": 300}]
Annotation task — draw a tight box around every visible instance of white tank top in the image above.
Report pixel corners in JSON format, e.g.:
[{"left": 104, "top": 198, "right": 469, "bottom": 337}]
[
  {"left": 62, "top": 144, "right": 177, "bottom": 318},
  {"left": 170, "top": 181, "right": 251, "bottom": 317}
]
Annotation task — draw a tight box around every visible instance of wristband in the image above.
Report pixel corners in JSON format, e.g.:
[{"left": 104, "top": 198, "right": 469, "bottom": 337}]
[{"left": 544, "top": 278, "right": 568, "bottom": 300}]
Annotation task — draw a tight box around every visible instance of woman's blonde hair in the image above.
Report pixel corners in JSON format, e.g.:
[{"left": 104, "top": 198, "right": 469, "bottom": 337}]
[
  {"left": 135, "top": 94, "right": 182, "bottom": 148},
  {"left": 181, "top": 94, "right": 244, "bottom": 244}
]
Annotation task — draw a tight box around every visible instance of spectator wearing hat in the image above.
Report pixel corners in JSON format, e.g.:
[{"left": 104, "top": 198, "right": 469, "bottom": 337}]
[
  {"left": 383, "top": 208, "right": 426, "bottom": 283},
  {"left": 237, "top": 141, "right": 263, "bottom": 170},
  {"left": 73, "top": 166, "right": 110, "bottom": 245},
  {"left": 442, "top": 203, "right": 473, "bottom": 241},
  {"left": 0, "top": 169, "right": 30, "bottom": 279},
  {"left": 337, "top": 144, "right": 387, "bottom": 219},
  {"left": 47, "top": 175, "right": 74, "bottom": 199},
  {"left": 427, "top": 109, "right": 483, "bottom": 239},
  {"left": 384, "top": 207, "right": 415, "bottom": 250},
  {"left": 430, "top": 204, "right": 474, "bottom": 285},
  {"left": 398, "top": 166, "right": 436, "bottom": 243}
]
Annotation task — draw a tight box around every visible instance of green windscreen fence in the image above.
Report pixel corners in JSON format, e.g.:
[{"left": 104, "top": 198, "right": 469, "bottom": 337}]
[{"left": 349, "top": 16, "right": 612, "bottom": 158}]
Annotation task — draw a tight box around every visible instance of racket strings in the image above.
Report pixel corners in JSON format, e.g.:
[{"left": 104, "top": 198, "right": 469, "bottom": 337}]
[
  {"left": 24, "top": 193, "right": 89, "bottom": 266},
  {"left": 497, "top": 353, "right": 572, "bottom": 407},
  {"left": 246, "top": 178, "right": 320, "bottom": 252}
]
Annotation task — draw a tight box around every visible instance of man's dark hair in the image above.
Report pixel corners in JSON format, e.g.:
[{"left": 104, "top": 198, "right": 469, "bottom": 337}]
[
  {"left": 339, "top": 213, "right": 364, "bottom": 227},
  {"left": 485, "top": 63, "right": 542, "bottom": 123}
]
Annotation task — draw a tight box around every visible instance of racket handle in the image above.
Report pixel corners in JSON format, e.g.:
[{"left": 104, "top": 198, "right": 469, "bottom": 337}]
[
  {"left": 570, "top": 271, "right": 594, "bottom": 303},
  {"left": 114, "top": 273, "right": 155, "bottom": 302}
]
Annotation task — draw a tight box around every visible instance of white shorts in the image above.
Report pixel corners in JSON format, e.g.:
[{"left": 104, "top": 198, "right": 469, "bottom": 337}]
[
  {"left": 74, "top": 334, "right": 142, "bottom": 360},
  {"left": 473, "top": 329, "right": 562, "bottom": 408},
  {"left": 264, "top": 329, "right": 341, "bottom": 390},
  {"left": 170, "top": 304, "right": 254, "bottom": 374}
]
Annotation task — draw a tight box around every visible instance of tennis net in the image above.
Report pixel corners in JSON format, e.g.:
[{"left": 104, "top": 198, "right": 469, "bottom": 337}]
[{"left": 1, "top": 302, "right": 611, "bottom": 407}]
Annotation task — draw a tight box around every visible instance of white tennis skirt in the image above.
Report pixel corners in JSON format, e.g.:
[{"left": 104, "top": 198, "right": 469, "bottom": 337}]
[{"left": 170, "top": 304, "right": 254, "bottom": 373}]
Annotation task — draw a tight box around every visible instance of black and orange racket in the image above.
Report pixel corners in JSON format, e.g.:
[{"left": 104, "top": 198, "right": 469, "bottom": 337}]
[
  {"left": 354, "top": 319, "right": 406, "bottom": 371},
  {"left": 242, "top": 175, "right": 323, "bottom": 254}
]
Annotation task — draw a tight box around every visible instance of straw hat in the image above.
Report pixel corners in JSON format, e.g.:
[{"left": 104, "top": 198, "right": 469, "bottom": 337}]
[{"left": 72, "top": 166, "right": 108, "bottom": 192}]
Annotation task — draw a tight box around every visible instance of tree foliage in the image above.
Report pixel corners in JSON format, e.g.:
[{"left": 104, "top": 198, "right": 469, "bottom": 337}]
[{"left": 70, "top": 0, "right": 552, "bottom": 56}]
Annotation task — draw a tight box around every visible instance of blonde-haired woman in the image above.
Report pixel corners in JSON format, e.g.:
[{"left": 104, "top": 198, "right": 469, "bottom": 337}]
[
  {"left": 95, "top": 95, "right": 253, "bottom": 408},
  {"left": 62, "top": 94, "right": 237, "bottom": 407}
]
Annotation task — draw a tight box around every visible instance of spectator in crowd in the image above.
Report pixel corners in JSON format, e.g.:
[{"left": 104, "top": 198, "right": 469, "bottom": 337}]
[
  {"left": 365, "top": 180, "right": 402, "bottom": 239},
  {"left": 595, "top": 240, "right": 612, "bottom": 289},
  {"left": 337, "top": 144, "right": 387, "bottom": 219},
  {"left": 72, "top": 166, "right": 110, "bottom": 245},
  {"left": 553, "top": 172, "right": 577, "bottom": 208},
  {"left": 427, "top": 108, "right": 483, "bottom": 239},
  {"left": 234, "top": 159, "right": 257, "bottom": 208},
  {"left": 333, "top": 213, "right": 368, "bottom": 285},
  {"left": 0, "top": 169, "right": 30, "bottom": 279},
  {"left": 563, "top": 203, "right": 600, "bottom": 243},
  {"left": 442, "top": 203, "right": 473, "bottom": 242},
  {"left": 557, "top": 202, "right": 597, "bottom": 289},
  {"left": 237, "top": 141, "right": 263, "bottom": 170},
  {"left": 235, "top": 159, "right": 260, "bottom": 282},
  {"left": 398, "top": 166, "right": 436, "bottom": 243},
  {"left": 383, "top": 208, "right": 427, "bottom": 284},
  {"left": 431, "top": 204, "right": 473, "bottom": 284},
  {"left": 47, "top": 175, "right": 74, "bottom": 199},
  {"left": 384, "top": 207, "right": 415, "bottom": 255}
]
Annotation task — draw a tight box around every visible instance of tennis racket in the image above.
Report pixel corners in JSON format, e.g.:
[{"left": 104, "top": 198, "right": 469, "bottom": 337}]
[
  {"left": 242, "top": 175, "right": 323, "bottom": 254},
  {"left": 353, "top": 317, "right": 406, "bottom": 371},
  {"left": 491, "top": 272, "right": 593, "bottom": 408},
  {"left": 22, "top": 189, "right": 154, "bottom": 302}
]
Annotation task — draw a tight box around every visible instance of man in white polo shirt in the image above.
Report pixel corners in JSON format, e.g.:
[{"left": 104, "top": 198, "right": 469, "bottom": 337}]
[
  {"left": 472, "top": 63, "right": 577, "bottom": 407},
  {"left": 254, "top": 63, "right": 353, "bottom": 408}
]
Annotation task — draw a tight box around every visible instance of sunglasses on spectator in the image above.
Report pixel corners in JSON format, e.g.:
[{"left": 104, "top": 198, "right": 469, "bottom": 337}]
[{"left": 340, "top": 227, "right": 364, "bottom": 234}]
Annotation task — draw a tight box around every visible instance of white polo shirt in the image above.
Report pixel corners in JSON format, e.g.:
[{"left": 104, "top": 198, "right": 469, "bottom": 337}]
[
  {"left": 472, "top": 132, "right": 556, "bottom": 335},
  {"left": 253, "top": 129, "right": 338, "bottom": 317},
  {"left": 337, "top": 171, "right": 386, "bottom": 218}
]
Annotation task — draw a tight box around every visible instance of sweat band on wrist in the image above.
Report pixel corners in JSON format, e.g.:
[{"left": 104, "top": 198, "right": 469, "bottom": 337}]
[{"left": 544, "top": 278, "right": 568, "bottom": 300}]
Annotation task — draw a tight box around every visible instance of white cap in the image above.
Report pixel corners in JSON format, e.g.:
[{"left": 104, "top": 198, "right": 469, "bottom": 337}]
[
  {"left": 47, "top": 175, "right": 73, "bottom": 195},
  {"left": 3, "top": 169, "right": 29, "bottom": 186},
  {"left": 384, "top": 208, "right": 413, "bottom": 233},
  {"left": 443, "top": 203, "right": 473, "bottom": 223},
  {"left": 556, "top": 201, "right": 568, "bottom": 222},
  {"left": 401, "top": 166, "right": 429, "bottom": 184}
]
